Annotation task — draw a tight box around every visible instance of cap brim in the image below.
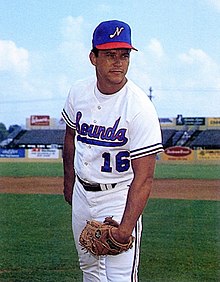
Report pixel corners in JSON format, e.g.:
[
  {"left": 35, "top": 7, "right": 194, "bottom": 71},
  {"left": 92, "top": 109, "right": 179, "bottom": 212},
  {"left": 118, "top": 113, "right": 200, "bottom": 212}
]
[{"left": 95, "top": 42, "right": 138, "bottom": 51}]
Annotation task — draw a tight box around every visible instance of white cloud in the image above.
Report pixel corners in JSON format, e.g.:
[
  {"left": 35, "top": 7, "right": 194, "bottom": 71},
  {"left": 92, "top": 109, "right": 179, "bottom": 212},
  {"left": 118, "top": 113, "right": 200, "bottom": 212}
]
[
  {"left": 60, "top": 16, "right": 84, "bottom": 41},
  {"left": 129, "top": 39, "right": 167, "bottom": 93},
  {"left": 97, "top": 3, "right": 112, "bottom": 13},
  {"left": 178, "top": 48, "right": 220, "bottom": 88},
  {"left": 128, "top": 51, "right": 151, "bottom": 89},
  {"left": 179, "top": 48, "right": 216, "bottom": 67},
  {"left": 129, "top": 46, "right": 220, "bottom": 118},
  {"left": 148, "top": 38, "right": 165, "bottom": 59},
  {"left": 207, "top": 0, "right": 220, "bottom": 11},
  {"left": 58, "top": 16, "right": 92, "bottom": 79},
  {"left": 0, "top": 40, "right": 30, "bottom": 75}
]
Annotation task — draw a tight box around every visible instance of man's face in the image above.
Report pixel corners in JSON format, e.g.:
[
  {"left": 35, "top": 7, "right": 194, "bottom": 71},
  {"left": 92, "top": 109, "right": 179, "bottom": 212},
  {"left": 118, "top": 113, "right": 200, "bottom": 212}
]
[{"left": 90, "top": 49, "right": 131, "bottom": 93}]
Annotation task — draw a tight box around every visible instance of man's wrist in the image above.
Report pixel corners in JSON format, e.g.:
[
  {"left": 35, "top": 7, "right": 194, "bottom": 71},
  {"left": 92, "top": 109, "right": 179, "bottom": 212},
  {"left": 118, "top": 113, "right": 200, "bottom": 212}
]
[{"left": 113, "top": 225, "right": 131, "bottom": 243}]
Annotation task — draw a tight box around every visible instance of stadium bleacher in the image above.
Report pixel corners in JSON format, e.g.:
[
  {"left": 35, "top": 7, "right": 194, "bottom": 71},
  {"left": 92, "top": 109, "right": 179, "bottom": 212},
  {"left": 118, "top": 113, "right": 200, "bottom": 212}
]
[
  {"left": 190, "top": 129, "right": 220, "bottom": 149},
  {"left": 0, "top": 126, "right": 24, "bottom": 147},
  {"left": 14, "top": 129, "right": 65, "bottom": 148},
  {"left": 1, "top": 126, "right": 219, "bottom": 150},
  {"left": 161, "top": 129, "right": 176, "bottom": 148}
]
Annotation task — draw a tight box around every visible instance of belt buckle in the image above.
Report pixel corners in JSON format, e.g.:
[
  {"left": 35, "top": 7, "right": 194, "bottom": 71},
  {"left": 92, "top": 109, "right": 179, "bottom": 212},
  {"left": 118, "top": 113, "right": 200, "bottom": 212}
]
[{"left": 100, "top": 184, "right": 113, "bottom": 191}]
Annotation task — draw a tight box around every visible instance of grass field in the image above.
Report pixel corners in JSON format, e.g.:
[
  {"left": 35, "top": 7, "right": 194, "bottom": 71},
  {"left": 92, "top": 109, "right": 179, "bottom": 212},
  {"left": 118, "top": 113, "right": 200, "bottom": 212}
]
[
  {"left": 0, "top": 162, "right": 220, "bottom": 281},
  {"left": 0, "top": 162, "right": 220, "bottom": 179}
]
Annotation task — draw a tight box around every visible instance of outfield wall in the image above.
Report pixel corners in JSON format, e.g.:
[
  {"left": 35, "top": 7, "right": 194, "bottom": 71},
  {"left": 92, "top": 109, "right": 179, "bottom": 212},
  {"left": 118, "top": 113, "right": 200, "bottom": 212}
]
[
  {"left": 0, "top": 147, "right": 219, "bottom": 164},
  {"left": 0, "top": 148, "right": 62, "bottom": 162},
  {"left": 158, "top": 148, "right": 220, "bottom": 164}
]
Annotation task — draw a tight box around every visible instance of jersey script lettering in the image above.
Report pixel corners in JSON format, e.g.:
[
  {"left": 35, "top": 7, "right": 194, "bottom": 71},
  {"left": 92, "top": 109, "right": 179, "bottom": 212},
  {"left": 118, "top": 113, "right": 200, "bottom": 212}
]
[{"left": 75, "top": 111, "right": 128, "bottom": 147}]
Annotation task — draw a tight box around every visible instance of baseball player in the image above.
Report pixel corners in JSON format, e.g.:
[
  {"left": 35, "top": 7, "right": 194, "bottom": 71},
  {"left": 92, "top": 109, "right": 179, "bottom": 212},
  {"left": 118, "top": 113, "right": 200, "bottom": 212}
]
[{"left": 62, "top": 20, "right": 163, "bottom": 282}]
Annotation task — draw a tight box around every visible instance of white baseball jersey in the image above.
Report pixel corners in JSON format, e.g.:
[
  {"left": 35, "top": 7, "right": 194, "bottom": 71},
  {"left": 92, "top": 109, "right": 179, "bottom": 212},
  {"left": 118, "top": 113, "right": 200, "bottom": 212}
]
[{"left": 62, "top": 77, "right": 163, "bottom": 185}]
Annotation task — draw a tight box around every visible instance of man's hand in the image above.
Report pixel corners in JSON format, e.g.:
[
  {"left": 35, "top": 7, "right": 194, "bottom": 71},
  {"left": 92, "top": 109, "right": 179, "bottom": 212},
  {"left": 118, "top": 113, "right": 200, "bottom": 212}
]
[
  {"left": 104, "top": 216, "right": 131, "bottom": 244},
  {"left": 110, "top": 225, "right": 132, "bottom": 244}
]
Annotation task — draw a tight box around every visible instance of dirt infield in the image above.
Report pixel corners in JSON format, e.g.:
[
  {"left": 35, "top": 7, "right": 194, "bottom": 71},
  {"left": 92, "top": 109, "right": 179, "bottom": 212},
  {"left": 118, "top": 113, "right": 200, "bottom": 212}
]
[{"left": 0, "top": 177, "right": 219, "bottom": 201}]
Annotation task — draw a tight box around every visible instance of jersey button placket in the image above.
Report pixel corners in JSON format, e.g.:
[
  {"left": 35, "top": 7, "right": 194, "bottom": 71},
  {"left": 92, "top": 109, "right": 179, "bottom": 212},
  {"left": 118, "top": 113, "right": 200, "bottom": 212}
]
[
  {"left": 83, "top": 146, "right": 92, "bottom": 175},
  {"left": 91, "top": 104, "right": 101, "bottom": 126}
]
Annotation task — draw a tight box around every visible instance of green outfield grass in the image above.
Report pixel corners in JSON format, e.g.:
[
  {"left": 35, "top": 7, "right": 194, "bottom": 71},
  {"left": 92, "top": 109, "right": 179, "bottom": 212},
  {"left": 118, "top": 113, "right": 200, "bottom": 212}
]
[
  {"left": 0, "top": 194, "right": 81, "bottom": 282},
  {"left": 0, "top": 162, "right": 63, "bottom": 177},
  {"left": 0, "top": 162, "right": 219, "bottom": 179},
  {"left": 0, "top": 194, "right": 219, "bottom": 281}
]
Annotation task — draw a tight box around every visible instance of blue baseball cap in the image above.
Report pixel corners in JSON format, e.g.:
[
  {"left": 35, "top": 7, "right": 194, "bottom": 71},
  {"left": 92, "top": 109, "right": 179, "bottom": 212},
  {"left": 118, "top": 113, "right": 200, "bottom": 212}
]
[{"left": 92, "top": 20, "right": 138, "bottom": 51}]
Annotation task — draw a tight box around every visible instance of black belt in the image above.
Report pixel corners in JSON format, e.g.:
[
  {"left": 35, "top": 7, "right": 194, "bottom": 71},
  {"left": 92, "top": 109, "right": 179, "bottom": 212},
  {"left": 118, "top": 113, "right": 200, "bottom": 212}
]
[{"left": 77, "top": 175, "right": 117, "bottom": 192}]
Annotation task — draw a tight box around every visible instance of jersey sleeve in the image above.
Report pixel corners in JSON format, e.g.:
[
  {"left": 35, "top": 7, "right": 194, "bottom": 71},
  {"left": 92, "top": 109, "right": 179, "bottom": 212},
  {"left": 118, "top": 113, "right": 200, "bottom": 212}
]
[
  {"left": 61, "top": 88, "right": 76, "bottom": 130},
  {"left": 129, "top": 104, "right": 164, "bottom": 160}
]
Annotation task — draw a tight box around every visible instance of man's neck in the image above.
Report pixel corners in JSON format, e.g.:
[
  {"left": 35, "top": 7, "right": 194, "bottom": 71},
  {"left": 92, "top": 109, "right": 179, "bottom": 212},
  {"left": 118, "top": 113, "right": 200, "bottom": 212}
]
[{"left": 97, "top": 78, "right": 127, "bottom": 95}]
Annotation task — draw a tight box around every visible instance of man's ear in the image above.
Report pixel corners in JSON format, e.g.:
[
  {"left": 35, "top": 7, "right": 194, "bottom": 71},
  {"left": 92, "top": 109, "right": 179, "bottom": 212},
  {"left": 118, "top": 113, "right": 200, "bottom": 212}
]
[{"left": 89, "top": 52, "right": 97, "bottom": 66}]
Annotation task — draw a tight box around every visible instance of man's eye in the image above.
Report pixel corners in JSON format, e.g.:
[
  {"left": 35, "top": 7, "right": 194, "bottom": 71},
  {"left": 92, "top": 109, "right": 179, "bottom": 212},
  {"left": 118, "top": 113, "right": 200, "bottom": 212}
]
[
  {"left": 123, "top": 54, "right": 130, "bottom": 58},
  {"left": 106, "top": 53, "right": 115, "bottom": 58}
]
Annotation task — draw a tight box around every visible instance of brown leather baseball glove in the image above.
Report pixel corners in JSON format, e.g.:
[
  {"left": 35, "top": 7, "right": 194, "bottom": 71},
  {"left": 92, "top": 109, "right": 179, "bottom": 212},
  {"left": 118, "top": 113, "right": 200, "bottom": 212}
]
[{"left": 79, "top": 217, "right": 134, "bottom": 256}]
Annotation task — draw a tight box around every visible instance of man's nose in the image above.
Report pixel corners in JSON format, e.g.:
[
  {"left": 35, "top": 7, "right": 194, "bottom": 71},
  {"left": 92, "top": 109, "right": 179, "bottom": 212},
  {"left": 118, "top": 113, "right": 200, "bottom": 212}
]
[{"left": 113, "top": 57, "right": 123, "bottom": 66}]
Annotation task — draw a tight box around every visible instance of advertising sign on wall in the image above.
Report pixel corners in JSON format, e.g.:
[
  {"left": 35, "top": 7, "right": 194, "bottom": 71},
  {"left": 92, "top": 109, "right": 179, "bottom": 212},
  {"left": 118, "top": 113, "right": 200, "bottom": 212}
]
[
  {"left": 176, "top": 115, "right": 205, "bottom": 126},
  {"left": 197, "top": 150, "right": 220, "bottom": 161},
  {"left": 0, "top": 148, "right": 25, "bottom": 158},
  {"left": 30, "top": 115, "right": 50, "bottom": 126},
  {"left": 207, "top": 118, "right": 220, "bottom": 127},
  {"left": 161, "top": 146, "right": 194, "bottom": 161},
  {"left": 28, "top": 148, "right": 59, "bottom": 159}
]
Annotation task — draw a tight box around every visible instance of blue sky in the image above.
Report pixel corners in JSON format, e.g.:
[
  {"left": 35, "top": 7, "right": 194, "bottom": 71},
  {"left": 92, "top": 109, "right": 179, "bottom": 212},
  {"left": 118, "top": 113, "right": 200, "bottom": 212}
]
[{"left": 0, "top": 0, "right": 219, "bottom": 127}]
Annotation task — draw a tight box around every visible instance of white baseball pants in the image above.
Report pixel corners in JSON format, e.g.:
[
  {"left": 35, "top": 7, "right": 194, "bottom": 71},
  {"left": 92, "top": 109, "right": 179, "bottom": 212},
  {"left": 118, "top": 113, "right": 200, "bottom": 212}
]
[{"left": 71, "top": 178, "right": 142, "bottom": 282}]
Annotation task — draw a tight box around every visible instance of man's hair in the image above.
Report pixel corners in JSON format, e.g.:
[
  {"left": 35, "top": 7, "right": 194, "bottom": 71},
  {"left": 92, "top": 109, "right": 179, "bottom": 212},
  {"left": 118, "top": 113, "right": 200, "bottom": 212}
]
[{"left": 91, "top": 47, "right": 99, "bottom": 57}]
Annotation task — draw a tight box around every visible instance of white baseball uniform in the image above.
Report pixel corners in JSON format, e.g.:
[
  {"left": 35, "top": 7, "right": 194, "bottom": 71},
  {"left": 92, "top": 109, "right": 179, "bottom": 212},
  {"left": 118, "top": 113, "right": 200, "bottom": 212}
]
[{"left": 62, "top": 77, "right": 163, "bottom": 282}]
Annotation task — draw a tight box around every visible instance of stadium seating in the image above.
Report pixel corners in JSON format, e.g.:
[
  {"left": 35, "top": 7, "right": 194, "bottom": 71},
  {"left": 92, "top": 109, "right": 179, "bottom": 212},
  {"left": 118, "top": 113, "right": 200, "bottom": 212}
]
[
  {"left": 190, "top": 130, "right": 220, "bottom": 149},
  {"left": 14, "top": 129, "right": 65, "bottom": 148},
  {"left": 161, "top": 129, "right": 176, "bottom": 148},
  {"left": 1, "top": 128, "right": 219, "bottom": 150},
  {"left": 0, "top": 126, "right": 24, "bottom": 147}
]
